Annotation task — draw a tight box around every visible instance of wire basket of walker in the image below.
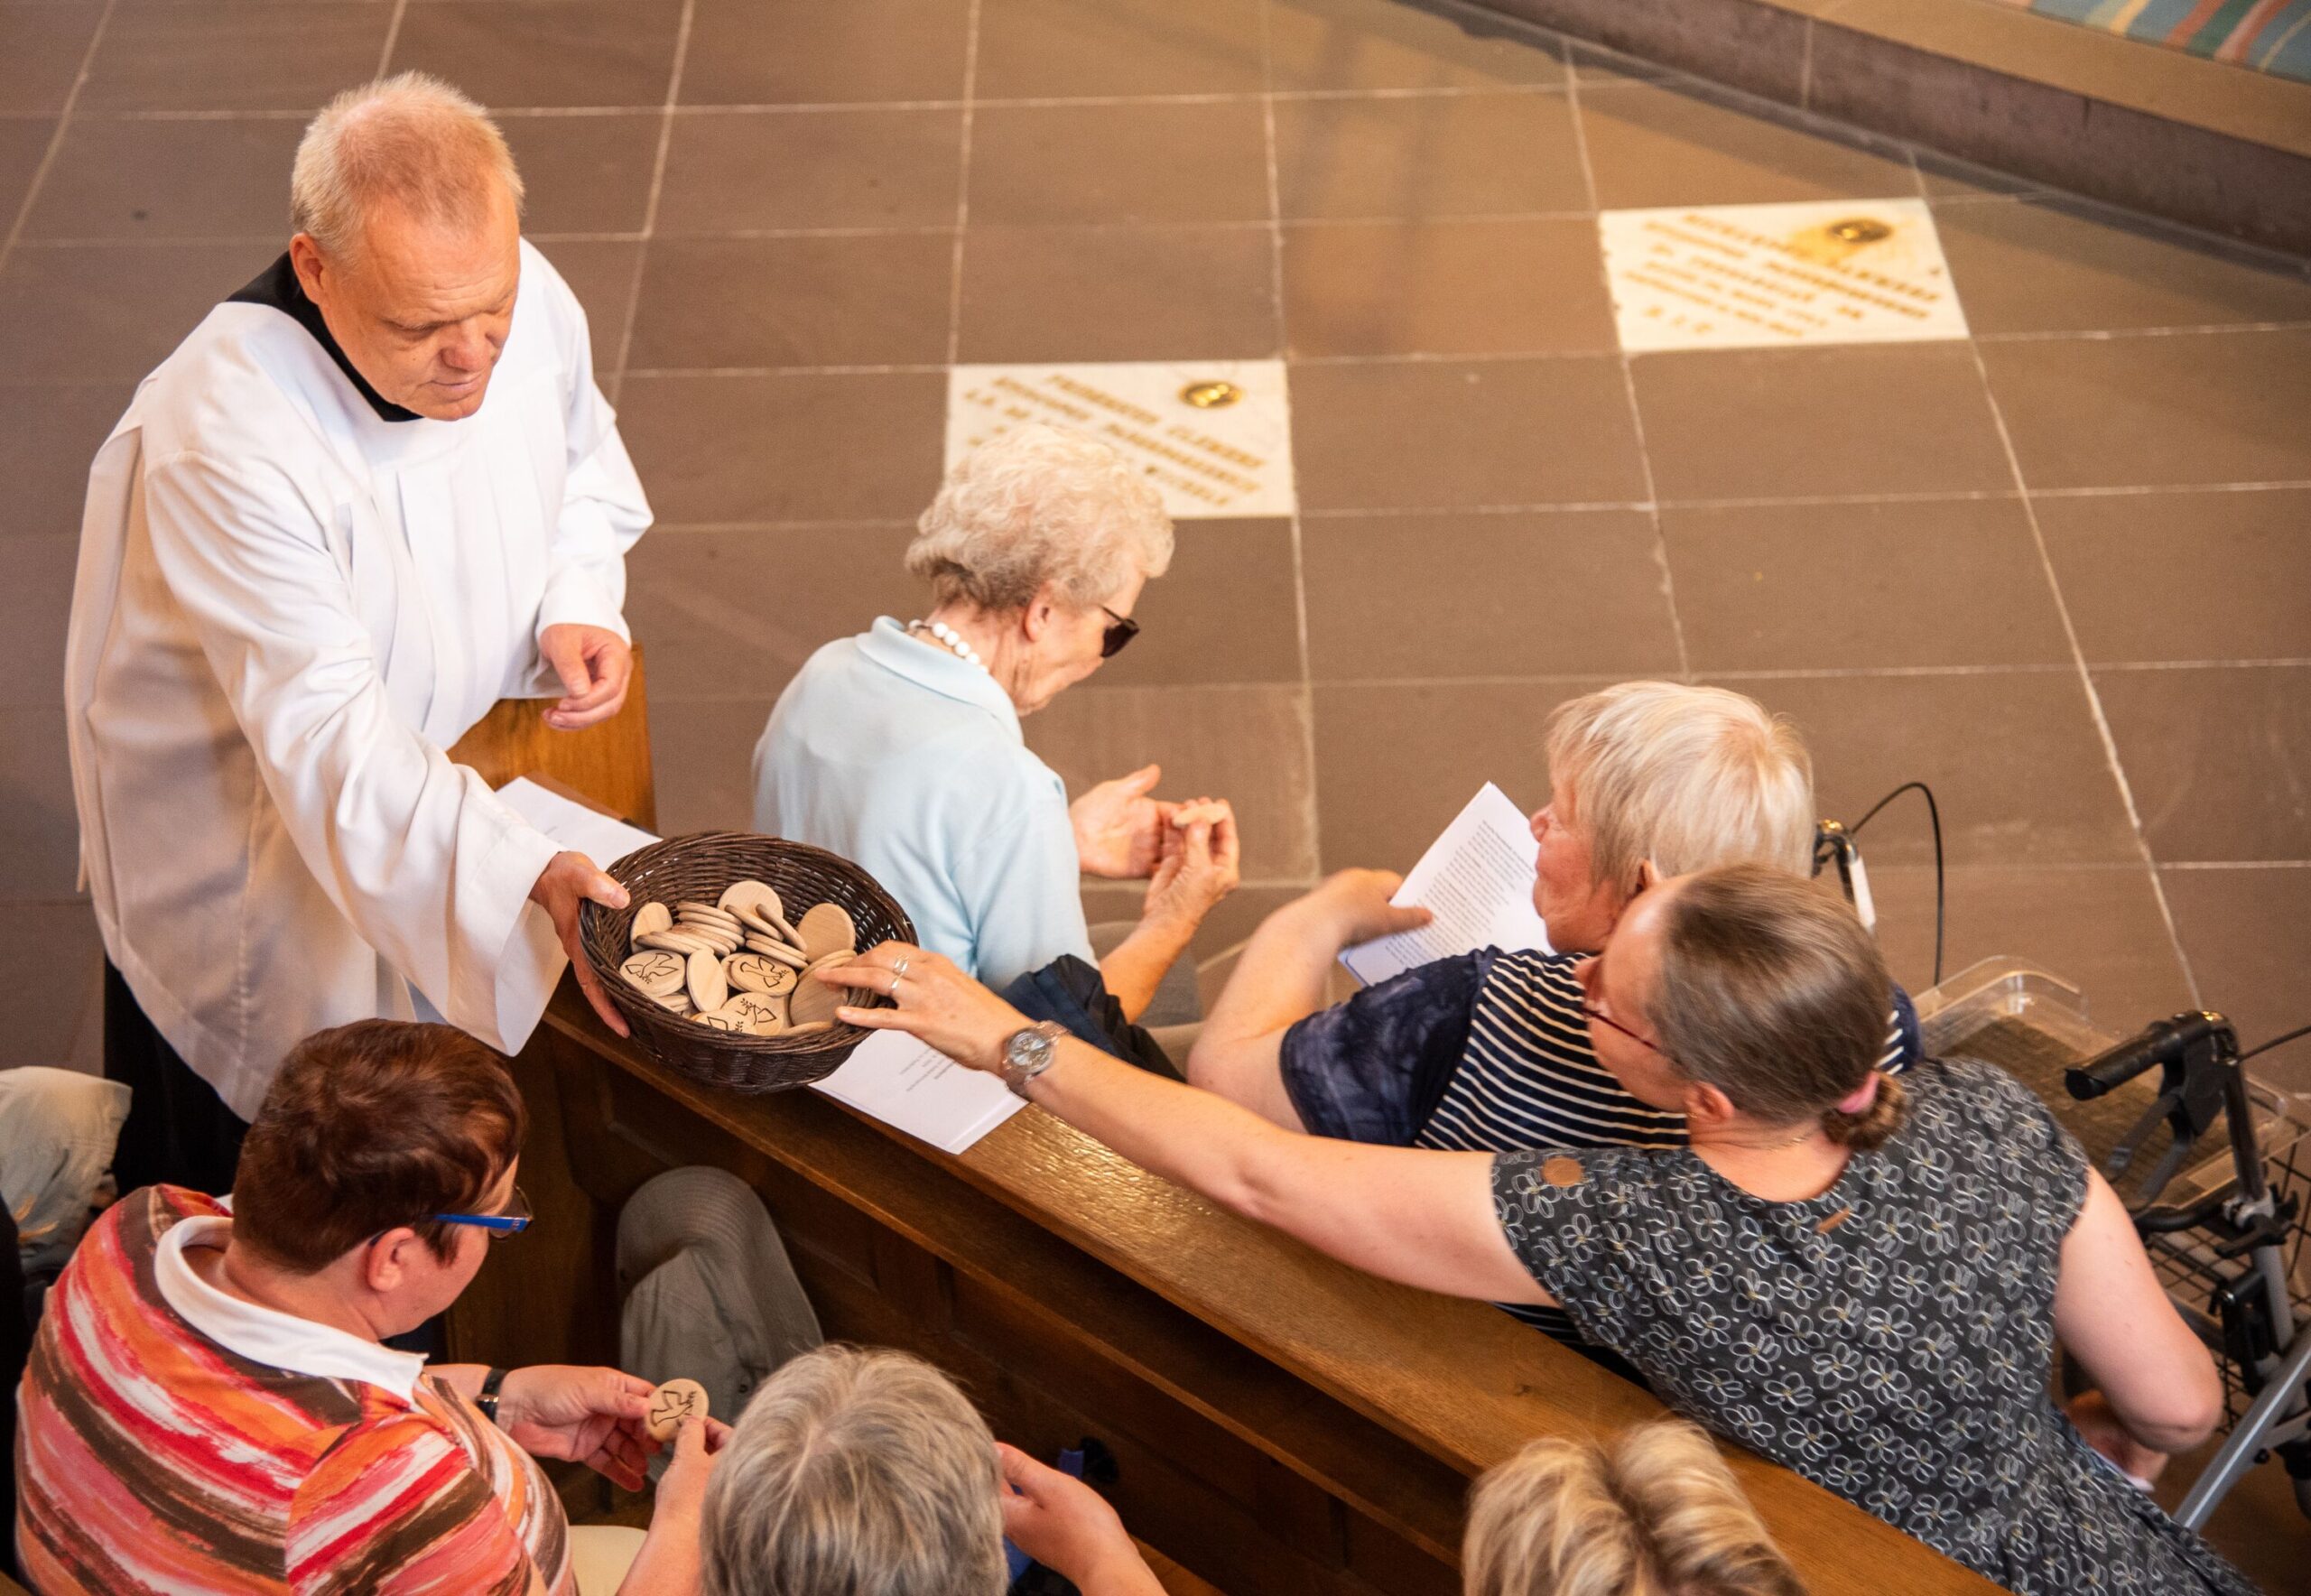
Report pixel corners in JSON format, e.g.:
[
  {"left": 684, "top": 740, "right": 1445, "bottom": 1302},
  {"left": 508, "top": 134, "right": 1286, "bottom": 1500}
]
[{"left": 579, "top": 831, "right": 914, "bottom": 1092}]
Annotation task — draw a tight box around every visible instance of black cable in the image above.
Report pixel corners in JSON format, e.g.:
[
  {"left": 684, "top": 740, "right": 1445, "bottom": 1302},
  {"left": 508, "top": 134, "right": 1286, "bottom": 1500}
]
[
  {"left": 1848, "top": 780, "right": 1945, "bottom": 987},
  {"left": 2239, "top": 1022, "right": 2311, "bottom": 1066}
]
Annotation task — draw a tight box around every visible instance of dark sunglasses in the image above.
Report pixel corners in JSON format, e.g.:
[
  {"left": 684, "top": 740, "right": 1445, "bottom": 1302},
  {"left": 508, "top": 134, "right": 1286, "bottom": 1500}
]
[
  {"left": 432, "top": 1184, "right": 534, "bottom": 1242},
  {"left": 1099, "top": 605, "right": 1140, "bottom": 659}
]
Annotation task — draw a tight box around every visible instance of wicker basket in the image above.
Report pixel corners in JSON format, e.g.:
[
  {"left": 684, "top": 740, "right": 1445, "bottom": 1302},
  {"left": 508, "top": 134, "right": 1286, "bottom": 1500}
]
[{"left": 579, "top": 830, "right": 916, "bottom": 1093}]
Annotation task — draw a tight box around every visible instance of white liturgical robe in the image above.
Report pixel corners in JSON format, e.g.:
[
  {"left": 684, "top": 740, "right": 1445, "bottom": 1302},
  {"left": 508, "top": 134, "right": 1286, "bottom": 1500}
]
[{"left": 62, "top": 239, "right": 650, "bottom": 1118}]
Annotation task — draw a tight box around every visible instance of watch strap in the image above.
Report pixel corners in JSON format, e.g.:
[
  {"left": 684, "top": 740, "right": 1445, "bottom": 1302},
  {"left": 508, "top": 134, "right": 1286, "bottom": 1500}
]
[
  {"left": 1000, "top": 1021, "right": 1067, "bottom": 1098},
  {"left": 477, "top": 1366, "right": 509, "bottom": 1424}
]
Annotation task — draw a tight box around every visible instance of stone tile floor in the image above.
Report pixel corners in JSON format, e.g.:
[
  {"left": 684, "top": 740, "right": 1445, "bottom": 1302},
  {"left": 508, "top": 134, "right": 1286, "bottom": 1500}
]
[{"left": 1, "top": 0, "right": 2307, "bottom": 1571}]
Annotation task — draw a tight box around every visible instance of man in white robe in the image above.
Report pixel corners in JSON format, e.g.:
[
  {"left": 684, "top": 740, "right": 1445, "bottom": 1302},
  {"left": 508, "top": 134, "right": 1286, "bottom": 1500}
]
[{"left": 63, "top": 74, "right": 646, "bottom": 1194}]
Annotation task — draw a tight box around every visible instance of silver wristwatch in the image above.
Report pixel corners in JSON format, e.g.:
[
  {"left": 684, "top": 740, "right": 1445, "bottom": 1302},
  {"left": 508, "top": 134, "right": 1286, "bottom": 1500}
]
[{"left": 999, "top": 1022, "right": 1067, "bottom": 1099}]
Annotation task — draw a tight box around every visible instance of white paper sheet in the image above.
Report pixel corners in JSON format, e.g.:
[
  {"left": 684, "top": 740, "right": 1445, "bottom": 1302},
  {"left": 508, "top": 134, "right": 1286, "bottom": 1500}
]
[
  {"left": 1339, "top": 783, "right": 1552, "bottom": 987},
  {"left": 493, "top": 775, "right": 662, "bottom": 868},
  {"left": 810, "top": 1029, "right": 1026, "bottom": 1154}
]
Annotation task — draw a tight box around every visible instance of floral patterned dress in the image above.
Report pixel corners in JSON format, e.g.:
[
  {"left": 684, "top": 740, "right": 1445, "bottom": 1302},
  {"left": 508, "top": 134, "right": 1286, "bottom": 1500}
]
[{"left": 1493, "top": 1057, "right": 2260, "bottom": 1596}]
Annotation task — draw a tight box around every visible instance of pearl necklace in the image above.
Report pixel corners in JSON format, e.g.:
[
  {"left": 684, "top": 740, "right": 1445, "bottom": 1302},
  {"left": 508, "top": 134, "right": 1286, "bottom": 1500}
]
[{"left": 909, "top": 618, "right": 986, "bottom": 673}]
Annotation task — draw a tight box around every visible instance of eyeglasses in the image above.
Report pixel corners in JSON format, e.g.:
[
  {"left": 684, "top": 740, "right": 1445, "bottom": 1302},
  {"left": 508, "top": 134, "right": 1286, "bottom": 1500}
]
[
  {"left": 1098, "top": 605, "right": 1140, "bottom": 659},
  {"left": 432, "top": 1184, "right": 534, "bottom": 1242},
  {"left": 1581, "top": 1005, "right": 1675, "bottom": 1066}
]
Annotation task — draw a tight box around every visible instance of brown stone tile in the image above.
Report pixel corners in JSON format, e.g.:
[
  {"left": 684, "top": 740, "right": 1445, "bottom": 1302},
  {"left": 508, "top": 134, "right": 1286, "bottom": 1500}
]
[
  {"left": 2035, "top": 487, "right": 2311, "bottom": 665},
  {"left": 1302, "top": 509, "right": 1679, "bottom": 680},
  {"left": 968, "top": 101, "right": 1270, "bottom": 227},
  {"left": 626, "top": 234, "right": 952, "bottom": 369},
  {"left": 1272, "top": 92, "right": 1589, "bottom": 220},
  {"left": 388, "top": 1, "right": 684, "bottom": 110},
  {"left": 2159, "top": 868, "right": 2311, "bottom": 1080},
  {"left": 0, "top": 116, "right": 57, "bottom": 224},
  {"left": 650, "top": 694, "right": 776, "bottom": 836},
  {"left": 1024, "top": 684, "right": 1318, "bottom": 882},
  {"left": 1576, "top": 80, "right": 1916, "bottom": 210},
  {"left": 1664, "top": 496, "right": 2071, "bottom": 672},
  {"left": 0, "top": 535, "right": 73, "bottom": 711},
  {"left": 1709, "top": 670, "right": 2141, "bottom": 868},
  {"left": 617, "top": 371, "right": 947, "bottom": 524},
  {"left": 0, "top": 902, "right": 104, "bottom": 1070},
  {"left": 625, "top": 525, "right": 925, "bottom": 701},
  {"left": 1630, "top": 344, "right": 2012, "bottom": 502},
  {"left": 1978, "top": 330, "right": 2311, "bottom": 492},
  {"left": 955, "top": 225, "right": 1276, "bottom": 364},
  {"left": 0, "top": 5, "right": 101, "bottom": 118},
  {"left": 0, "top": 383, "right": 134, "bottom": 541},
  {"left": 0, "top": 707, "right": 79, "bottom": 900},
  {"left": 502, "top": 112, "right": 663, "bottom": 237},
  {"left": 22, "top": 116, "right": 298, "bottom": 241},
  {"left": 79, "top": 3, "right": 388, "bottom": 115},
  {"left": 534, "top": 238, "right": 640, "bottom": 370},
  {"left": 655, "top": 107, "right": 963, "bottom": 235},
  {"left": 1280, "top": 217, "right": 1614, "bottom": 357},
  {"left": 681, "top": 0, "right": 971, "bottom": 107},
  {"left": 1265, "top": 0, "right": 1564, "bottom": 92},
  {"left": 2093, "top": 665, "right": 2311, "bottom": 864},
  {"left": 0, "top": 239, "right": 279, "bottom": 385},
  {"left": 1096, "top": 519, "right": 1300, "bottom": 688},
  {"left": 1291, "top": 357, "right": 1646, "bottom": 511},
  {"left": 1859, "top": 863, "right": 2192, "bottom": 1025},
  {"left": 1311, "top": 680, "right": 1582, "bottom": 869},
  {"left": 974, "top": 0, "right": 1264, "bottom": 97},
  {"left": 1937, "top": 199, "right": 2311, "bottom": 337}
]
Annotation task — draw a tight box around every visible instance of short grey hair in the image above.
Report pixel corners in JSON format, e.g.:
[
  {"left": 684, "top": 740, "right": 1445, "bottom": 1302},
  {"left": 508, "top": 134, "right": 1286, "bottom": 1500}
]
[
  {"left": 291, "top": 72, "right": 524, "bottom": 258},
  {"left": 1546, "top": 682, "right": 1814, "bottom": 893},
  {"left": 701, "top": 1346, "right": 1007, "bottom": 1596},
  {"left": 908, "top": 425, "right": 1174, "bottom": 612}
]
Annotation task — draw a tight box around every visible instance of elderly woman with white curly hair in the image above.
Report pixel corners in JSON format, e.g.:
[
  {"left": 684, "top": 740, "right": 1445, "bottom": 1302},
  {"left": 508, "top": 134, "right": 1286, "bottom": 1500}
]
[{"left": 752, "top": 425, "right": 1239, "bottom": 1045}]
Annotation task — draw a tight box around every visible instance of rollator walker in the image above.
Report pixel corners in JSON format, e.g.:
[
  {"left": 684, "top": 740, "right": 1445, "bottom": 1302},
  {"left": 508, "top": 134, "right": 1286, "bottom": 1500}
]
[{"left": 1815, "top": 814, "right": 2311, "bottom": 1526}]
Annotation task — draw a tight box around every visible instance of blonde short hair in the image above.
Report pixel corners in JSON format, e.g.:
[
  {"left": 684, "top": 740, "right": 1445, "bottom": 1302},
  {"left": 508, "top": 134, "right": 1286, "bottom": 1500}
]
[
  {"left": 291, "top": 72, "right": 524, "bottom": 258},
  {"left": 1466, "top": 1419, "right": 1806, "bottom": 1596},
  {"left": 701, "top": 1346, "right": 1007, "bottom": 1596},
  {"left": 907, "top": 425, "right": 1174, "bottom": 613},
  {"left": 1546, "top": 682, "right": 1814, "bottom": 894}
]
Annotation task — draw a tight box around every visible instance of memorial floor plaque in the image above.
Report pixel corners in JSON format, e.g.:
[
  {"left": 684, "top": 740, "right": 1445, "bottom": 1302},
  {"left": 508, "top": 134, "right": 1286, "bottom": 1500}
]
[
  {"left": 947, "top": 360, "right": 1295, "bottom": 518},
  {"left": 1598, "top": 199, "right": 1968, "bottom": 354}
]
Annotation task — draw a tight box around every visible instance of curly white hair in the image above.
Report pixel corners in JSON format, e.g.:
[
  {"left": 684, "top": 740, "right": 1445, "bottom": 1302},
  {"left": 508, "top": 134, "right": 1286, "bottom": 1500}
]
[{"left": 906, "top": 425, "right": 1174, "bottom": 612}]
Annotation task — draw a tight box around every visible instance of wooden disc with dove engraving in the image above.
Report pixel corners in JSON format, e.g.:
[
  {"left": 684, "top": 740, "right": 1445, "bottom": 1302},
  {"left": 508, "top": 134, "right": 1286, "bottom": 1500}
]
[{"left": 645, "top": 1378, "right": 709, "bottom": 1442}]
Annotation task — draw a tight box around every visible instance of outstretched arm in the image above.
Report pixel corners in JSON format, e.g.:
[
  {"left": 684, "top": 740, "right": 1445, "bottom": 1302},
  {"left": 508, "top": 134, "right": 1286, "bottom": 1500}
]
[
  {"left": 822, "top": 947, "right": 1545, "bottom": 1306},
  {"left": 1186, "top": 871, "right": 1432, "bottom": 1128}
]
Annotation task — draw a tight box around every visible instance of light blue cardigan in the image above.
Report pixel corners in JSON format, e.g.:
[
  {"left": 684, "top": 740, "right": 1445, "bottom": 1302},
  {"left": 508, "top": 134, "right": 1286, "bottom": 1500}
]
[{"left": 750, "top": 617, "right": 1095, "bottom": 991}]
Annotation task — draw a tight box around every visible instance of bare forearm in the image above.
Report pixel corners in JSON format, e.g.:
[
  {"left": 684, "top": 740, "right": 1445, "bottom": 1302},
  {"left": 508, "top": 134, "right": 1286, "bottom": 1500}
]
[
  {"left": 617, "top": 1516, "right": 705, "bottom": 1596},
  {"left": 1081, "top": 1554, "right": 1167, "bottom": 1596},
  {"left": 1098, "top": 914, "right": 1196, "bottom": 1023},
  {"left": 432, "top": 1364, "right": 489, "bottom": 1401},
  {"left": 1199, "top": 895, "right": 1342, "bottom": 1049},
  {"left": 1022, "top": 1038, "right": 1536, "bottom": 1303},
  {"left": 1030, "top": 1038, "right": 1286, "bottom": 1214}
]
